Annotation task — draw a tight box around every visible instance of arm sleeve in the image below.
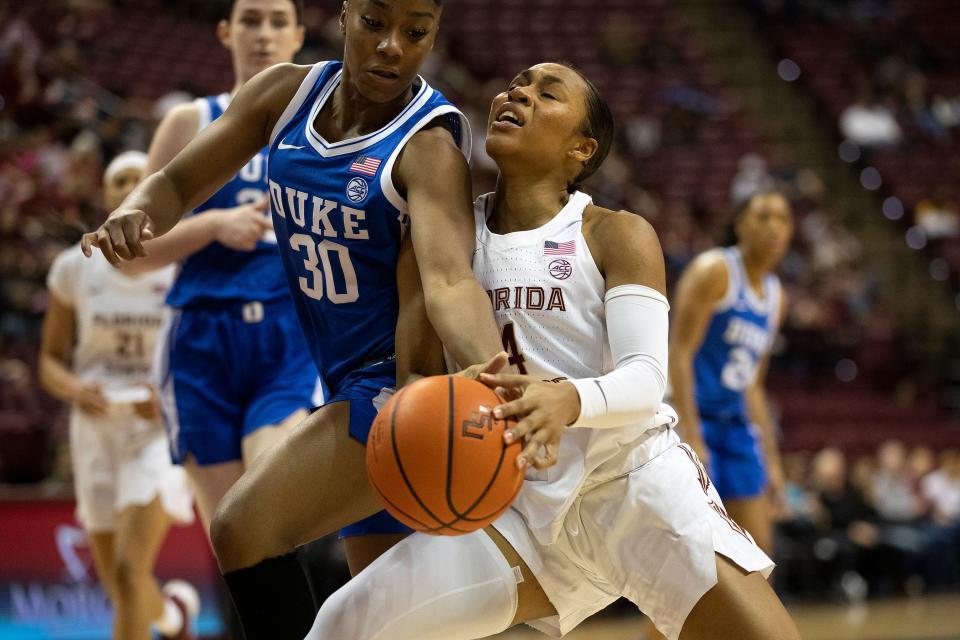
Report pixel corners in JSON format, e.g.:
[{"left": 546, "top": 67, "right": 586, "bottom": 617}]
[
  {"left": 46, "top": 247, "right": 79, "bottom": 306},
  {"left": 567, "top": 284, "right": 670, "bottom": 430}
]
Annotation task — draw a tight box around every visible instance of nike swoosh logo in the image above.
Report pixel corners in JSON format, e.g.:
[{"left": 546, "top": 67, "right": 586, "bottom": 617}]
[{"left": 278, "top": 139, "right": 305, "bottom": 150}]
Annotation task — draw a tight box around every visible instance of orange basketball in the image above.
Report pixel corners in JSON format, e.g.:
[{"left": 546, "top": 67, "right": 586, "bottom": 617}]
[{"left": 366, "top": 375, "right": 524, "bottom": 535}]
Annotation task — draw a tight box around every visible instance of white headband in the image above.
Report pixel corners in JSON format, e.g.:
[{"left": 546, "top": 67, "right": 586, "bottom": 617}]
[{"left": 104, "top": 151, "right": 148, "bottom": 183}]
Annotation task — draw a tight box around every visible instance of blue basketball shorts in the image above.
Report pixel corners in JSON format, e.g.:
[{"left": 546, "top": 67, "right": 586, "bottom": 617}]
[
  {"left": 700, "top": 415, "right": 768, "bottom": 500},
  {"left": 159, "top": 297, "right": 322, "bottom": 466},
  {"left": 326, "top": 358, "right": 412, "bottom": 538}
]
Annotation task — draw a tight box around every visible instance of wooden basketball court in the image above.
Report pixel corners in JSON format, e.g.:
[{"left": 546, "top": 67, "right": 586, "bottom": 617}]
[{"left": 490, "top": 594, "right": 960, "bottom": 639}]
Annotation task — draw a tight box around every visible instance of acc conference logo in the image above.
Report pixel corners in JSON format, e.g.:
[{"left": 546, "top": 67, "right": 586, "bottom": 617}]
[
  {"left": 346, "top": 177, "right": 369, "bottom": 203},
  {"left": 548, "top": 259, "right": 573, "bottom": 280}
]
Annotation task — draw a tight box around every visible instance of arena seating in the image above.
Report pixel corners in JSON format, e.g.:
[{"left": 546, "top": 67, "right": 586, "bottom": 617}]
[{"left": 756, "top": 0, "right": 960, "bottom": 286}]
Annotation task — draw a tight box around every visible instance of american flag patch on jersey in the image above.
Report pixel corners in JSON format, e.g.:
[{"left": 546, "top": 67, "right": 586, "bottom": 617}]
[
  {"left": 544, "top": 240, "right": 576, "bottom": 255},
  {"left": 349, "top": 156, "right": 382, "bottom": 176}
]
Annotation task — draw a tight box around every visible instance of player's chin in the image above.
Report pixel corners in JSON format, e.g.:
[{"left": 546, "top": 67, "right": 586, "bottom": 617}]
[
  {"left": 356, "top": 73, "right": 412, "bottom": 104},
  {"left": 485, "top": 127, "right": 523, "bottom": 157}
]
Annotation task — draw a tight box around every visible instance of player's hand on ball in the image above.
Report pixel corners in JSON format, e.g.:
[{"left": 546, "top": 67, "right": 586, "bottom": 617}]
[
  {"left": 480, "top": 373, "right": 581, "bottom": 470},
  {"left": 456, "top": 351, "right": 509, "bottom": 382},
  {"left": 214, "top": 198, "right": 272, "bottom": 251},
  {"left": 81, "top": 209, "right": 154, "bottom": 265}
]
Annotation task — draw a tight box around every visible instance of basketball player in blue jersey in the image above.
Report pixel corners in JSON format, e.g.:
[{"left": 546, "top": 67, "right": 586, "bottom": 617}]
[
  {"left": 114, "top": 0, "right": 318, "bottom": 539},
  {"left": 81, "top": 1, "right": 506, "bottom": 637},
  {"left": 669, "top": 191, "right": 793, "bottom": 556}
]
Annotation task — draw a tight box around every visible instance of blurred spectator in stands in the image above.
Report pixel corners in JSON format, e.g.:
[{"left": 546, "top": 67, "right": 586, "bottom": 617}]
[
  {"left": 909, "top": 446, "right": 936, "bottom": 483},
  {"left": 840, "top": 81, "right": 902, "bottom": 147},
  {"left": 919, "top": 449, "right": 960, "bottom": 587},
  {"left": 774, "top": 451, "right": 820, "bottom": 595},
  {"left": 873, "top": 440, "right": 923, "bottom": 522},
  {"left": 903, "top": 71, "right": 949, "bottom": 141},
  {"left": 915, "top": 188, "right": 960, "bottom": 240},
  {"left": 811, "top": 447, "right": 877, "bottom": 601},
  {"left": 782, "top": 452, "right": 819, "bottom": 525},
  {"left": 600, "top": 13, "right": 640, "bottom": 69},
  {"left": 657, "top": 81, "right": 716, "bottom": 147},
  {"left": 800, "top": 209, "right": 863, "bottom": 274},
  {"left": 932, "top": 83, "right": 960, "bottom": 130},
  {"left": 871, "top": 440, "right": 928, "bottom": 593},
  {"left": 730, "top": 153, "right": 775, "bottom": 207},
  {"left": 922, "top": 449, "right": 960, "bottom": 526},
  {"left": 624, "top": 114, "right": 662, "bottom": 159}
]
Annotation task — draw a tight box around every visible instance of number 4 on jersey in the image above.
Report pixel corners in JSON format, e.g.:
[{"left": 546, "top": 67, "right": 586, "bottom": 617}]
[{"left": 501, "top": 323, "right": 527, "bottom": 374}]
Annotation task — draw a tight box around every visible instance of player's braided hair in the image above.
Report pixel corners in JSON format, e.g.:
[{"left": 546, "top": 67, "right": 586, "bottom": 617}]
[{"left": 556, "top": 62, "right": 614, "bottom": 194}]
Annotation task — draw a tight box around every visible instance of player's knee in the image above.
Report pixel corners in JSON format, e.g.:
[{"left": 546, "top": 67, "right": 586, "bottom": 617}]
[{"left": 210, "top": 500, "right": 246, "bottom": 569}]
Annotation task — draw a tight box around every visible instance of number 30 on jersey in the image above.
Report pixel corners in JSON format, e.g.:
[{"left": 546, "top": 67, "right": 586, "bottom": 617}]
[{"left": 289, "top": 233, "right": 359, "bottom": 304}]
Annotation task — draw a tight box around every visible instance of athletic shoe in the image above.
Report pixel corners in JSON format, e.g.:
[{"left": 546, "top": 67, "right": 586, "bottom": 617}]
[{"left": 159, "top": 580, "right": 200, "bottom": 639}]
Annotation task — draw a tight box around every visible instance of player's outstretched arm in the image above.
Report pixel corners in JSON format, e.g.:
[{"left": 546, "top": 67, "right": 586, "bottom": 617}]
[
  {"left": 119, "top": 104, "right": 272, "bottom": 274},
  {"left": 396, "top": 125, "right": 505, "bottom": 368},
  {"left": 395, "top": 232, "right": 509, "bottom": 388},
  {"left": 81, "top": 64, "right": 307, "bottom": 265},
  {"left": 395, "top": 234, "right": 447, "bottom": 386},
  {"left": 669, "top": 250, "right": 729, "bottom": 464}
]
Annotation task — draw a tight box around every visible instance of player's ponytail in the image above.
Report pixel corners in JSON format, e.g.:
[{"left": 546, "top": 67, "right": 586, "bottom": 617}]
[{"left": 557, "top": 62, "right": 614, "bottom": 194}]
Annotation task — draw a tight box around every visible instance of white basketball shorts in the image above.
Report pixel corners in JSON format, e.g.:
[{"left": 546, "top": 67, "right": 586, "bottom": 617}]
[
  {"left": 70, "top": 409, "right": 194, "bottom": 532},
  {"left": 492, "top": 431, "right": 773, "bottom": 640}
]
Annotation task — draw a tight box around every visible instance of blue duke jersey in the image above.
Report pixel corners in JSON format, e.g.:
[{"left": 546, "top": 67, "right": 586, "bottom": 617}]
[
  {"left": 165, "top": 94, "right": 287, "bottom": 307},
  {"left": 267, "top": 61, "right": 471, "bottom": 395},
  {"left": 693, "top": 247, "right": 782, "bottom": 424}
]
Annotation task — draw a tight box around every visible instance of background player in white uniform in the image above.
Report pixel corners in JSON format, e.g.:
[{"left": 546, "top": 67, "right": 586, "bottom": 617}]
[
  {"left": 39, "top": 152, "right": 197, "bottom": 640},
  {"left": 305, "top": 63, "right": 800, "bottom": 640},
  {"left": 669, "top": 192, "right": 792, "bottom": 555}
]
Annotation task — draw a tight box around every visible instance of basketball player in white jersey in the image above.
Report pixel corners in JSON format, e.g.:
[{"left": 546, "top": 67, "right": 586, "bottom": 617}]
[
  {"left": 40, "top": 152, "right": 197, "bottom": 640},
  {"left": 305, "top": 63, "right": 800, "bottom": 640}
]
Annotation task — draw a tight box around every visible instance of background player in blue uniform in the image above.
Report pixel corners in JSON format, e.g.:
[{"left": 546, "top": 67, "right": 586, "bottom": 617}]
[
  {"left": 81, "top": 1, "right": 507, "bottom": 637},
  {"left": 114, "top": 0, "right": 317, "bottom": 538},
  {"left": 669, "top": 191, "right": 794, "bottom": 555}
]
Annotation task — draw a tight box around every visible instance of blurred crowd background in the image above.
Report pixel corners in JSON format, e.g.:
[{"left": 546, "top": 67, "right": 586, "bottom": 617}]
[{"left": 0, "top": 0, "right": 958, "bottom": 605}]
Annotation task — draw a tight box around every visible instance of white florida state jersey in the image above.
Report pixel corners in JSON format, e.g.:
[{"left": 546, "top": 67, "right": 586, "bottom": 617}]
[
  {"left": 47, "top": 245, "right": 174, "bottom": 388},
  {"left": 472, "top": 191, "right": 678, "bottom": 544}
]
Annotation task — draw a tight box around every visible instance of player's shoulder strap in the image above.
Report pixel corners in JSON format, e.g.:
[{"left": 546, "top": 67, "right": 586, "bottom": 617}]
[
  {"left": 194, "top": 93, "right": 231, "bottom": 133},
  {"left": 379, "top": 80, "right": 473, "bottom": 215},
  {"left": 711, "top": 247, "right": 740, "bottom": 312},
  {"left": 269, "top": 61, "right": 335, "bottom": 146},
  {"left": 765, "top": 273, "right": 783, "bottom": 329}
]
